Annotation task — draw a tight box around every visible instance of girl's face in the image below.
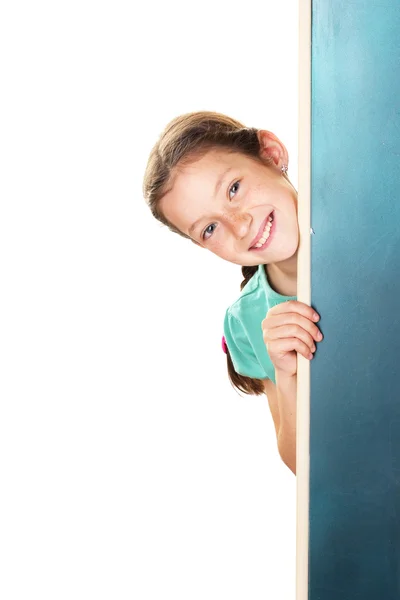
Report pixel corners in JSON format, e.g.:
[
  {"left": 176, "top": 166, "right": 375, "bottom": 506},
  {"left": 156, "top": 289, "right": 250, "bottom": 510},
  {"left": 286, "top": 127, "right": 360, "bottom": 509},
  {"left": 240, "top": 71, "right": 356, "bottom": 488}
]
[{"left": 159, "top": 147, "right": 299, "bottom": 267}]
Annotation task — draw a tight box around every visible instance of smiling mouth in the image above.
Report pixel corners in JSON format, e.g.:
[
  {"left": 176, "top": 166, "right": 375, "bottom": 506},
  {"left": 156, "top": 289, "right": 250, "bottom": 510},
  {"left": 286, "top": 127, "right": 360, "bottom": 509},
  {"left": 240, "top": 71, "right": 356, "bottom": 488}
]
[{"left": 249, "top": 212, "right": 274, "bottom": 250}]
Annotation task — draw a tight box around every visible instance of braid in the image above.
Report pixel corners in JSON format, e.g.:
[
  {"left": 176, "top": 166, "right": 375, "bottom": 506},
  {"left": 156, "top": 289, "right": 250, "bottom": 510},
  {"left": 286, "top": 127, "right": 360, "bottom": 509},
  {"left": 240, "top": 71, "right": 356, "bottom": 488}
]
[
  {"left": 226, "top": 348, "right": 264, "bottom": 396},
  {"left": 240, "top": 265, "right": 258, "bottom": 291}
]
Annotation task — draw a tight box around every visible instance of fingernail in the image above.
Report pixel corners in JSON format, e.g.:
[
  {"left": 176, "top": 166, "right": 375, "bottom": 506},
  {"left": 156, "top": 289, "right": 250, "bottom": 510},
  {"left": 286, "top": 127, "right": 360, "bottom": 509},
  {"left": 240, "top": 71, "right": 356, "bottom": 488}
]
[{"left": 313, "top": 313, "right": 319, "bottom": 321}]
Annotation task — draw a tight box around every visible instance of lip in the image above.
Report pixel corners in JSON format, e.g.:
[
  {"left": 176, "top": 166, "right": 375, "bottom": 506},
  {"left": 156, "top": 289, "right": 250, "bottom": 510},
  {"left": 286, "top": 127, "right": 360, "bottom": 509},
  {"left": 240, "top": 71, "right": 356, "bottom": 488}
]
[{"left": 248, "top": 211, "right": 274, "bottom": 250}]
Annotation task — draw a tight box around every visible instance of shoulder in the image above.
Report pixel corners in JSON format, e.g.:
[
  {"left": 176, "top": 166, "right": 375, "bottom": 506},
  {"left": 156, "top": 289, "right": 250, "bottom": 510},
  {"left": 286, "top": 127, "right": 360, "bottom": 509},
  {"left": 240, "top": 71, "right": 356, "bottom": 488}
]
[
  {"left": 224, "top": 268, "right": 268, "bottom": 345},
  {"left": 225, "top": 266, "right": 265, "bottom": 321},
  {"left": 223, "top": 268, "right": 269, "bottom": 380},
  {"left": 223, "top": 266, "right": 284, "bottom": 383}
]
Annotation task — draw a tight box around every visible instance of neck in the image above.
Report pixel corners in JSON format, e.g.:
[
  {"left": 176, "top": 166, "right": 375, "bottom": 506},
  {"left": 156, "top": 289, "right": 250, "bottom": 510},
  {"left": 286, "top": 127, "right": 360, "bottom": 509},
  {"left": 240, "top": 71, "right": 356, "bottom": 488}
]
[{"left": 265, "top": 252, "right": 298, "bottom": 297}]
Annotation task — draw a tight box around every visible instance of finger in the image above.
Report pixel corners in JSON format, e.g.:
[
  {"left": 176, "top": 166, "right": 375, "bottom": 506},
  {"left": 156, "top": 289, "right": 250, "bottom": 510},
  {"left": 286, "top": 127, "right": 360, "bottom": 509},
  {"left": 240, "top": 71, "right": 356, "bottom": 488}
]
[
  {"left": 263, "top": 323, "right": 316, "bottom": 353},
  {"left": 267, "top": 300, "right": 319, "bottom": 322},
  {"left": 262, "top": 312, "right": 323, "bottom": 343},
  {"left": 269, "top": 337, "right": 314, "bottom": 361}
]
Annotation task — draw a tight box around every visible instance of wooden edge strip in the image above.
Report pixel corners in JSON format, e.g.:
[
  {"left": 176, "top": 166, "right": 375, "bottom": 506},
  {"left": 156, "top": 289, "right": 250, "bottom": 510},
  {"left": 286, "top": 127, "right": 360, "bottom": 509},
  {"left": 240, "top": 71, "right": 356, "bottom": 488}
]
[{"left": 296, "top": 0, "right": 312, "bottom": 599}]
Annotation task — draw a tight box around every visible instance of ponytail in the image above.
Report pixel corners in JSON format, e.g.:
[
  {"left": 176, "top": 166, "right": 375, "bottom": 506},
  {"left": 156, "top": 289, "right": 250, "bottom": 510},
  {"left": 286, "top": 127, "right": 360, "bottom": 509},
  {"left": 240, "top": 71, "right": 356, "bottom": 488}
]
[{"left": 226, "top": 265, "right": 265, "bottom": 396}]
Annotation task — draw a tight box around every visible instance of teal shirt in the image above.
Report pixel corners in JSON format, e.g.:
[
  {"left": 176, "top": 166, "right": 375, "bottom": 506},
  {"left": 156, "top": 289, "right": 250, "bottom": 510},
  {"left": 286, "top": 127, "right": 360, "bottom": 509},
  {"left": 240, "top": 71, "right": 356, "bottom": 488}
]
[{"left": 223, "top": 264, "right": 297, "bottom": 384}]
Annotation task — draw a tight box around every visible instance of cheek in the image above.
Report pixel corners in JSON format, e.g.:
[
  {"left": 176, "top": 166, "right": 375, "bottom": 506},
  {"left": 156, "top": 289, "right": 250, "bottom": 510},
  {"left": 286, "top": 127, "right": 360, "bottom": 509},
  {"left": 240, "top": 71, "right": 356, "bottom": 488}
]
[
  {"left": 208, "top": 237, "right": 226, "bottom": 255},
  {"left": 211, "top": 238, "right": 234, "bottom": 258}
]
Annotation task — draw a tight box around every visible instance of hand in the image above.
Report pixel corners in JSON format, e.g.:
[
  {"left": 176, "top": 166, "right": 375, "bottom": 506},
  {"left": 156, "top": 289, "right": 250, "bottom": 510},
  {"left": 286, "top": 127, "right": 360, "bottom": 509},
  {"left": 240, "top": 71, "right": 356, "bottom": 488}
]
[{"left": 261, "top": 300, "right": 323, "bottom": 378}]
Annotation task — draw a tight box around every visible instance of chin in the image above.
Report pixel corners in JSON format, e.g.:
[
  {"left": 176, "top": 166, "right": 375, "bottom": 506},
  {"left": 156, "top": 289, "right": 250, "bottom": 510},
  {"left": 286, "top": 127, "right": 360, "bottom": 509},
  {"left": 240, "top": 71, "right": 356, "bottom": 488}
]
[{"left": 238, "top": 257, "right": 263, "bottom": 268}]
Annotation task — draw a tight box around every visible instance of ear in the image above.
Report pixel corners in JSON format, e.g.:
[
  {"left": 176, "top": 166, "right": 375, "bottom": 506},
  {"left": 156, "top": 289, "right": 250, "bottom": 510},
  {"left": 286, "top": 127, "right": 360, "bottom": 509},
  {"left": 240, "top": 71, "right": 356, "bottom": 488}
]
[{"left": 256, "top": 130, "right": 289, "bottom": 172}]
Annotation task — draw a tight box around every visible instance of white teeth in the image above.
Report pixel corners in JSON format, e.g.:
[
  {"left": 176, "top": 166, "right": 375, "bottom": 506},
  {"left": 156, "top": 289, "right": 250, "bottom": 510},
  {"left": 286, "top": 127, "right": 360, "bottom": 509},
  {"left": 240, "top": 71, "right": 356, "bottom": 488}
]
[{"left": 253, "top": 215, "right": 274, "bottom": 248}]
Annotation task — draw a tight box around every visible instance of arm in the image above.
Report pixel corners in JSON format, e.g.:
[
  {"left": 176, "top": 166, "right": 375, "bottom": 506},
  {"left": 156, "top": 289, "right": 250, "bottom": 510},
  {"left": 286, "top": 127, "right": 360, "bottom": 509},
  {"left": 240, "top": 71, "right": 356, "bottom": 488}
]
[
  {"left": 263, "top": 372, "right": 297, "bottom": 474},
  {"left": 261, "top": 300, "right": 322, "bottom": 474}
]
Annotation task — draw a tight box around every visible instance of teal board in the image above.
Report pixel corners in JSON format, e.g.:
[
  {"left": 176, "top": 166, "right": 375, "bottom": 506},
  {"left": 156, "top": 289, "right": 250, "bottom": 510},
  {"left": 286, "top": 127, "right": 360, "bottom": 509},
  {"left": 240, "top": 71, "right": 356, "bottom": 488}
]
[{"left": 310, "top": 1, "right": 400, "bottom": 598}]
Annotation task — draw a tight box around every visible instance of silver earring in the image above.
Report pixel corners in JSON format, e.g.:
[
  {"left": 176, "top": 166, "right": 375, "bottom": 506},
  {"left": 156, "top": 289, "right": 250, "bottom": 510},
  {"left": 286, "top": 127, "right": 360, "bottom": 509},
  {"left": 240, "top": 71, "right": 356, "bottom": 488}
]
[{"left": 281, "top": 164, "right": 288, "bottom": 174}]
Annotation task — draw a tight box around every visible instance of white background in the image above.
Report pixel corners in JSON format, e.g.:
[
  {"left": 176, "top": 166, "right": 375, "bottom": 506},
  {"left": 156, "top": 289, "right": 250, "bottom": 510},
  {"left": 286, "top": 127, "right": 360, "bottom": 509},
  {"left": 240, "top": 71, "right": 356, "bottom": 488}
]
[{"left": 1, "top": 1, "right": 298, "bottom": 598}]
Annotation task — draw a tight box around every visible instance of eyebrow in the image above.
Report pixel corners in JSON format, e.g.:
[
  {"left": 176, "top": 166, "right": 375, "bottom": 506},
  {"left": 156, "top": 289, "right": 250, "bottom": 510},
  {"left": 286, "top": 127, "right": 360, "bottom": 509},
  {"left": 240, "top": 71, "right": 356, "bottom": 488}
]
[{"left": 188, "top": 167, "right": 233, "bottom": 237}]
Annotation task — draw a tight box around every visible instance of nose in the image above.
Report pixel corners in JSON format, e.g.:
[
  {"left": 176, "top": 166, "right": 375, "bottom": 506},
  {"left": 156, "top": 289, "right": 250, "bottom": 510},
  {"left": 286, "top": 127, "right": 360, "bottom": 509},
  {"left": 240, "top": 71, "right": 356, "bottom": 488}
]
[{"left": 226, "top": 212, "right": 252, "bottom": 240}]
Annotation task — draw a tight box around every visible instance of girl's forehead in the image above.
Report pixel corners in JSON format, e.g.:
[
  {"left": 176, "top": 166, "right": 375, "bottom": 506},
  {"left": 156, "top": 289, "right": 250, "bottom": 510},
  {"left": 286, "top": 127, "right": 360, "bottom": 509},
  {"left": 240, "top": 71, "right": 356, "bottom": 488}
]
[{"left": 175, "top": 149, "right": 249, "bottom": 183}]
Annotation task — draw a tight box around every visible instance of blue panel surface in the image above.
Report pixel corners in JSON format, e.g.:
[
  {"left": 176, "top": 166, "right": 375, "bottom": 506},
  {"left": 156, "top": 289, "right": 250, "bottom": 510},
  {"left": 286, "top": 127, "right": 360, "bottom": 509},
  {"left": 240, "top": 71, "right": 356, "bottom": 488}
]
[{"left": 310, "top": 1, "right": 400, "bottom": 598}]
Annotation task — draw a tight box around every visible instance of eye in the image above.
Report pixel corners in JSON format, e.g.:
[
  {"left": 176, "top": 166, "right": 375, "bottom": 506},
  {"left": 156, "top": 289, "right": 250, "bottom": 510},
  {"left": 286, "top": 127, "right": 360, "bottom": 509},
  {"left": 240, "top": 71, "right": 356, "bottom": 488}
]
[
  {"left": 202, "top": 223, "right": 217, "bottom": 240},
  {"left": 228, "top": 180, "right": 240, "bottom": 201}
]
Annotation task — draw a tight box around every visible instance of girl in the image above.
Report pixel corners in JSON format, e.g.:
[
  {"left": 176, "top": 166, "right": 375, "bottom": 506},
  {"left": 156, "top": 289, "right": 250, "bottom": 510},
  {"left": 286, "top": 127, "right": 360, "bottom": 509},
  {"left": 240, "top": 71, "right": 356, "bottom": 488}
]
[{"left": 142, "top": 111, "right": 323, "bottom": 474}]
